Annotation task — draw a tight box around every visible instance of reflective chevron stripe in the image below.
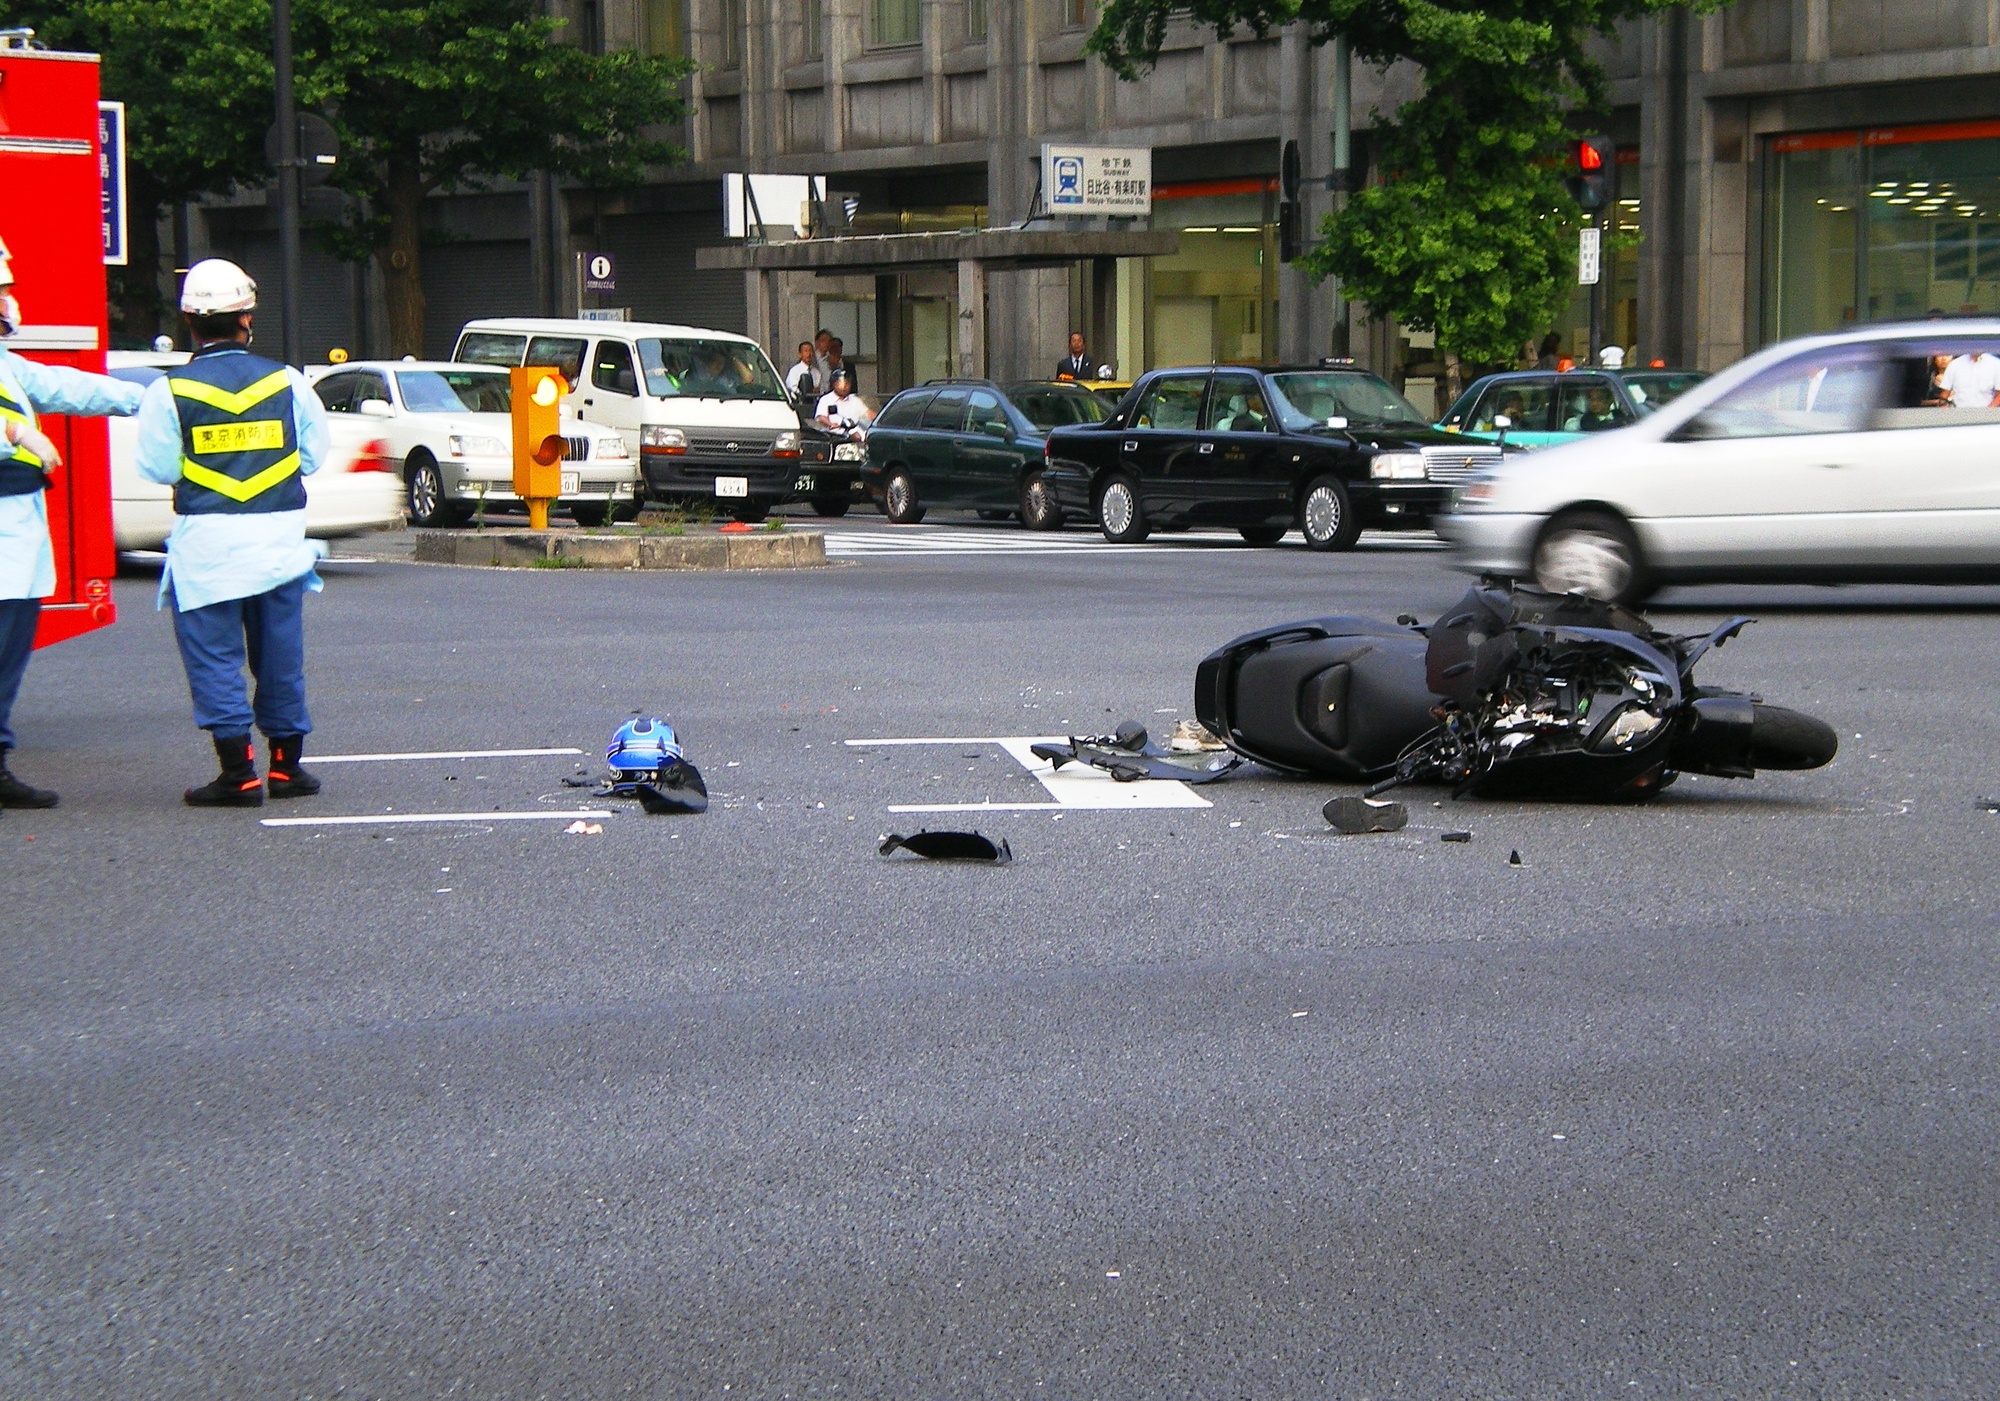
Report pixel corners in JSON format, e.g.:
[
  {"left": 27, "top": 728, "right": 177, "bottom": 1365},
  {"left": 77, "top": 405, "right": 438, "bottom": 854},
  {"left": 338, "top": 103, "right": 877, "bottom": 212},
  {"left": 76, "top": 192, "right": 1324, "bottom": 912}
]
[{"left": 180, "top": 451, "right": 301, "bottom": 502}]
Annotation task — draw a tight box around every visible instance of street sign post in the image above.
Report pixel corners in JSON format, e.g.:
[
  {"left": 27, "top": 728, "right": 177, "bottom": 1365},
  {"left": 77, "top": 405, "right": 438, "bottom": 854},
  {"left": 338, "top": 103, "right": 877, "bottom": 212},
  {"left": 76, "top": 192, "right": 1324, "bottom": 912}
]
[
  {"left": 1040, "top": 145, "right": 1151, "bottom": 216},
  {"left": 1578, "top": 226, "right": 1602, "bottom": 286},
  {"left": 582, "top": 252, "right": 616, "bottom": 292}
]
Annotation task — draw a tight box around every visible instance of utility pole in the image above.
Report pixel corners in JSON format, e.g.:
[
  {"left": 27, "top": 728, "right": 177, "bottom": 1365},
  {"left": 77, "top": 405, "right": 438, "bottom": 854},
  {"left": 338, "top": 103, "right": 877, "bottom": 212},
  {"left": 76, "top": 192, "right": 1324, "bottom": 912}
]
[
  {"left": 1330, "top": 34, "right": 1351, "bottom": 357},
  {"left": 272, "top": 0, "right": 304, "bottom": 368}
]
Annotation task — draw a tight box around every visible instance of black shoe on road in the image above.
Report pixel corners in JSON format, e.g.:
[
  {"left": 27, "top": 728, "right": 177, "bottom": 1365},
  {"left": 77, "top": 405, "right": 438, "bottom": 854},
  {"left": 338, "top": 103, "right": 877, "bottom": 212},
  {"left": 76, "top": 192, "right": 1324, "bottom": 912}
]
[
  {"left": 0, "top": 750, "right": 57, "bottom": 809},
  {"left": 185, "top": 733, "right": 264, "bottom": 808},
  {"left": 266, "top": 735, "right": 320, "bottom": 799}
]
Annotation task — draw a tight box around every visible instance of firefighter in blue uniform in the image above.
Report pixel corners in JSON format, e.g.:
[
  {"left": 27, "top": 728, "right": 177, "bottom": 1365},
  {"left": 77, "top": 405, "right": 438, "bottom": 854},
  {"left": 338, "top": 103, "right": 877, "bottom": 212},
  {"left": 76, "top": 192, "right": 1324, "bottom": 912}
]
[
  {"left": 133, "top": 259, "right": 331, "bottom": 807},
  {"left": 0, "top": 236, "right": 145, "bottom": 811}
]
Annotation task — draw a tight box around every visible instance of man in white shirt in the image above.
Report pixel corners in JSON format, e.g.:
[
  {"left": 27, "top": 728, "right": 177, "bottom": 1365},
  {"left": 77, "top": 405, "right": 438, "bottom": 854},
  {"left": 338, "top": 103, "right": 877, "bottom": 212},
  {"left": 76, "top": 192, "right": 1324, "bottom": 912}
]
[
  {"left": 1937, "top": 350, "right": 2000, "bottom": 408},
  {"left": 783, "top": 341, "right": 817, "bottom": 407},
  {"left": 814, "top": 368, "right": 873, "bottom": 440}
]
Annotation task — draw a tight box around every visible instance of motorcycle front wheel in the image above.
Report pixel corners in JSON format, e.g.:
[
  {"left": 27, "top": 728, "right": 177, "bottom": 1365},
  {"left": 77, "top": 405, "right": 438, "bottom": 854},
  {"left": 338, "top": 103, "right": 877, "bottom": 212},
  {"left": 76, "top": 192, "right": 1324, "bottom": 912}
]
[{"left": 1747, "top": 704, "right": 1839, "bottom": 770}]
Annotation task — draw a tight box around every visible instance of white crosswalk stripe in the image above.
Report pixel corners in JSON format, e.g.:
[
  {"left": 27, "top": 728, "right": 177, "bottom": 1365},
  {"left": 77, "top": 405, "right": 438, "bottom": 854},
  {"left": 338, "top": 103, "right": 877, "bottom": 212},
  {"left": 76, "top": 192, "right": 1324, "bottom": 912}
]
[{"left": 821, "top": 526, "right": 1447, "bottom": 558}]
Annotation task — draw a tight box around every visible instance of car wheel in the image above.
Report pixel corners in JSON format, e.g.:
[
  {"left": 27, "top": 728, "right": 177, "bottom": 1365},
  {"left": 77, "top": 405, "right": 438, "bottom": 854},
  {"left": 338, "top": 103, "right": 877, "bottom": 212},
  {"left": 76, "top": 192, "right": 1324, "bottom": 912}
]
[
  {"left": 1096, "top": 474, "right": 1150, "bottom": 544},
  {"left": 569, "top": 501, "right": 610, "bottom": 528},
  {"left": 1299, "top": 475, "right": 1362, "bottom": 551},
  {"left": 809, "top": 496, "right": 851, "bottom": 518},
  {"left": 1019, "top": 470, "right": 1064, "bottom": 530},
  {"left": 730, "top": 499, "right": 770, "bottom": 524},
  {"left": 1238, "top": 525, "right": 1286, "bottom": 546},
  {"left": 405, "top": 454, "right": 461, "bottom": 528},
  {"left": 1533, "top": 509, "right": 1648, "bottom": 603},
  {"left": 884, "top": 469, "right": 926, "bottom": 525}
]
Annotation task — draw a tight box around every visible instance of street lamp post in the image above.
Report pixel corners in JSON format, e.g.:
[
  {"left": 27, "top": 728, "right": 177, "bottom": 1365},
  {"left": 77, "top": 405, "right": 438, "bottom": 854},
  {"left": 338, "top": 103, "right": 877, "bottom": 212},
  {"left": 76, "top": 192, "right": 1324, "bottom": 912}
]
[
  {"left": 272, "top": 0, "right": 304, "bottom": 368},
  {"left": 1330, "top": 33, "right": 1351, "bottom": 357}
]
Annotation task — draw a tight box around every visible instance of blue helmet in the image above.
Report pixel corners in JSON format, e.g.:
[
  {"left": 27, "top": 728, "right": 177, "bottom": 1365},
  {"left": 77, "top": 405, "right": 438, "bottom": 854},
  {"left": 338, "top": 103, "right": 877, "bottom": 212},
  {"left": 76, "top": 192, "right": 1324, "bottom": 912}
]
[{"left": 607, "top": 717, "right": 682, "bottom": 776}]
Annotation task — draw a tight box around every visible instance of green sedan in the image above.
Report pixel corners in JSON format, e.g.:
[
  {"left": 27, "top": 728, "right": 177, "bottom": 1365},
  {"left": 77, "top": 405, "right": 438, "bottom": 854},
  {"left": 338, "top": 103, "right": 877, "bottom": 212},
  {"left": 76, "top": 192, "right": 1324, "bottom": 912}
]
[{"left": 863, "top": 379, "right": 1108, "bottom": 527}]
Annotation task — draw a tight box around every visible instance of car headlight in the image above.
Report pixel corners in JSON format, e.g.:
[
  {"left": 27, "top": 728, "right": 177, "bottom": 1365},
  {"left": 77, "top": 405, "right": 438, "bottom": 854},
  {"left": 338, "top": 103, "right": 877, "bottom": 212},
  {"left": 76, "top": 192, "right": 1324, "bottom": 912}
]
[
  {"left": 446, "top": 433, "right": 506, "bottom": 458},
  {"left": 772, "top": 430, "right": 801, "bottom": 458},
  {"left": 833, "top": 441, "right": 867, "bottom": 461},
  {"left": 641, "top": 425, "right": 687, "bottom": 452},
  {"left": 596, "top": 435, "right": 630, "bottom": 460},
  {"left": 1369, "top": 452, "right": 1427, "bottom": 480}
]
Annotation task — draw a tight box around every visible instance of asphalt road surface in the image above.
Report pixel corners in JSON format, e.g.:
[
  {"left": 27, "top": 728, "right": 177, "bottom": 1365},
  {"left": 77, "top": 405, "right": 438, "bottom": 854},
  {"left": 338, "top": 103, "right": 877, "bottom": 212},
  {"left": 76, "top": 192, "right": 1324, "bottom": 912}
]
[{"left": 6, "top": 517, "right": 1998, "bottom": 1398}]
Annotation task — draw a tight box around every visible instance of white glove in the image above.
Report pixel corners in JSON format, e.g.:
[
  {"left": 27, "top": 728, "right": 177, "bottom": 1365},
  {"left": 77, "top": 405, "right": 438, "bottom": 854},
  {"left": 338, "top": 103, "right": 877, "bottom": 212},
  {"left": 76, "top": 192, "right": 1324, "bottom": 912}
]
[{"left": 6, "top": 420, "right": 61, "bottom": 471}]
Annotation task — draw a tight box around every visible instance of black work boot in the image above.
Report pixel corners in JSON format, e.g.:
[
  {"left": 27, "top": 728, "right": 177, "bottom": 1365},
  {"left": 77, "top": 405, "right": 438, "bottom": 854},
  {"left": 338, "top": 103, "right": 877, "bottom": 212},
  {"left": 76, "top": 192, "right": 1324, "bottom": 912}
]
[
  {"left": 0, "top": 746, "right": 58, "bottom": 809},
  {"left": 184, "top": 733, "right": 264, "bottom": 808},
  {"left": 266, "top": 735, "right": 320, "bottom": 799}
]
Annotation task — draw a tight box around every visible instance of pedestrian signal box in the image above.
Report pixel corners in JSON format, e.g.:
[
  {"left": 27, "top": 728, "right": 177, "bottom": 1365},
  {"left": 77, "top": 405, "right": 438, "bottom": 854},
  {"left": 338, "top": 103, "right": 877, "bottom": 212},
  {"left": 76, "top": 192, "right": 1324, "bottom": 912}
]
[
  {"left": 1568, "top": 135, "right": 1616, "bottom": 212},
  {"left": 1, "top": 39, "right": 118, "bottom": 649},
  {"left": 510, "top": 366, "right": 567, "bottom": 530}
]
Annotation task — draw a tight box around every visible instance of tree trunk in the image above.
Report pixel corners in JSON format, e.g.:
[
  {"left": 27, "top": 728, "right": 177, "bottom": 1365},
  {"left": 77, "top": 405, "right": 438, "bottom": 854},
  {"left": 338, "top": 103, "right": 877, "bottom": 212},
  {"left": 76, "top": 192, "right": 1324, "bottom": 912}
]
[
  {"left": 1443, "top": 349, "right": 1463, "bottom": 411},
  {"left": 376, "top": 156, "right": 427, "bottom": 358}
]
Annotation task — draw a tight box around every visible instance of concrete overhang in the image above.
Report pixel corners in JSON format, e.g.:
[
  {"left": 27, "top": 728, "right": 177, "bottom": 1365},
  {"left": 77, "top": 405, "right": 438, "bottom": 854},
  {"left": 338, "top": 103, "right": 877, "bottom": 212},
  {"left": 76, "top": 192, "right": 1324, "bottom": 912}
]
[{"left": 696, "top": 227, "right": 1179, "bottom": 274}]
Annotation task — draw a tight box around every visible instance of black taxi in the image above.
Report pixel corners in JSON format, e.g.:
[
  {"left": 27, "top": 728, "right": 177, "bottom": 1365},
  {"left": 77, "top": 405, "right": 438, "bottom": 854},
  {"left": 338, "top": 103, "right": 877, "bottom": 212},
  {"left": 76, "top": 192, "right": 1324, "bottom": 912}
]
[{"left": 1042, "top": 362, "right": 1500, "bottom": 548}]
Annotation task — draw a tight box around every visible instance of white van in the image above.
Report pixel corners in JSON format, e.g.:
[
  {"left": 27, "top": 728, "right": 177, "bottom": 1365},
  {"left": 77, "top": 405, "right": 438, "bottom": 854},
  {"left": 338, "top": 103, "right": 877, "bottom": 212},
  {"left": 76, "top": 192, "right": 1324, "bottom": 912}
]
[{"left": 453, "top": 317, "right": 808, "bottom": 522}]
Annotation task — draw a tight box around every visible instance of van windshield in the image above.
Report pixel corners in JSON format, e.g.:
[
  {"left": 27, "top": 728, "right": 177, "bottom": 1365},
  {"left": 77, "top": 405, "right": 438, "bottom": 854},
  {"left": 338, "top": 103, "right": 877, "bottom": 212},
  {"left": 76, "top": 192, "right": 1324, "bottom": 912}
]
[{"left": 637, "top": 338, "right": 787, "bottom": 401}]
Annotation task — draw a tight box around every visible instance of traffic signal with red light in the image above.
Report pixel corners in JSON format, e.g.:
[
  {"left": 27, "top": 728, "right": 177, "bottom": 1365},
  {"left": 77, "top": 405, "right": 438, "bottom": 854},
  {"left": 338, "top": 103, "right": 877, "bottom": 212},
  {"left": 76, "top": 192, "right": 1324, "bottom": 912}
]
[{"left": 1568, "top": 135, "right": 1616, "bottom": 212}]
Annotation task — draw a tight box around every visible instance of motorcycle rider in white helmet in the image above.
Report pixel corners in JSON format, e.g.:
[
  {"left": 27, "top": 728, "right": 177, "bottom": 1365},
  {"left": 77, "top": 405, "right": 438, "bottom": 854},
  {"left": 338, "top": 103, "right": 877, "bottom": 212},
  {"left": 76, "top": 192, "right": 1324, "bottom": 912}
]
[
  {"left": 131, "top": 258, "right": 331, "bottom": 807},
  {"left": 0, "top": 236, "right": 145, "bottom": 811}
]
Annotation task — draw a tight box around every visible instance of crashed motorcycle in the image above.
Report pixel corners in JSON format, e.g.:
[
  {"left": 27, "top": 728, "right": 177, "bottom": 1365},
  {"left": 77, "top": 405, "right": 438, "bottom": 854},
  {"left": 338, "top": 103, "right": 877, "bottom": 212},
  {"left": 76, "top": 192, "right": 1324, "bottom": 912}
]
[{"left": 1193, "top": 583, "right": 1837, "bottom": 801}]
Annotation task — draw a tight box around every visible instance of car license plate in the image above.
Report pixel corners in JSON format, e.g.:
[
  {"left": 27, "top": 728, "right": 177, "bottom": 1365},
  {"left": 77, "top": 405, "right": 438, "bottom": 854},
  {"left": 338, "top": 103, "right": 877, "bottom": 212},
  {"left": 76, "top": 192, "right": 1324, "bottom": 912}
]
[
  {"left": 560, "top": 471, "right": 580, "bottom": 495},
  {"left": 793, "top": 474, "right": 815, "bottom": 492},
  {"left": 715, "top": 476, "right": 750, "bottom": 498}
]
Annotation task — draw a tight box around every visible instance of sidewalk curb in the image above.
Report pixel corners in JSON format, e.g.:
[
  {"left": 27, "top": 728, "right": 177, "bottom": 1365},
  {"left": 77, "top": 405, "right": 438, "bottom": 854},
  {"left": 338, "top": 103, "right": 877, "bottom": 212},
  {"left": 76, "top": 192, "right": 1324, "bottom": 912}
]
[{"left": 410, "top": 530, "right": 827, "bottom": 570}]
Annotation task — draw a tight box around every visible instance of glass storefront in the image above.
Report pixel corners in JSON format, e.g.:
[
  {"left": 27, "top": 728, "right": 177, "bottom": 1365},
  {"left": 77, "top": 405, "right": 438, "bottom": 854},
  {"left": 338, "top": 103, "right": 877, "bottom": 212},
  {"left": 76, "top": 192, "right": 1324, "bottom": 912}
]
[
  {"left": 1763, "top": 120, "right": 2000, "bottom": 342},
  {"left": 1144, "top": 181, "right": 1278, "bottom": 370}
]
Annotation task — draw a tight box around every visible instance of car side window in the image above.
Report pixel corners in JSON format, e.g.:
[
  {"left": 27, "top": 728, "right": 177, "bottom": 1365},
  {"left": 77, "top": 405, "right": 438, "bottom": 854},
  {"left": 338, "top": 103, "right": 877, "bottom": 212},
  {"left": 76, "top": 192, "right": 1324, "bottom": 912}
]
[
  {"left": 1874, "top": 340, "right": 2000, "bottom": 428},
  {"left": 965, "top": 390, "right": 1007, "bottom": 434},
  {"left": 456, "top": 333, "right": 525, "bottom": 367},
  {"left": 313, "top": 373, "right": 359, "bottom": 413},
  {"left": 1131, "top": 375, "right": 1207, "bottom": 430},
  {"left": 875, "top": 390, "right": 936, "bottom": 429},
  {"left": 1203, "top": 374, "right": 1273, "bottom": 433},
  {"left": 920, "top": 388, "right": 969, "bottom": 430},
  {"left": 525, "top": 335, "right": 587, "bottom": 387},
  {"left": 1557, "top": 378, "right": 1632, "bottom": 433},
  {"left": 355, "top": 373, "right": 392, "bottom": 409},
  {"left": 591, "top": 340, "right": 640, "bottom": 396},
  {"left": 1680, "top": 351, "right": 1890, "bottom": 440},
  {"left": 1470, "top": 379, "right": 1553, "bottom": 433}
]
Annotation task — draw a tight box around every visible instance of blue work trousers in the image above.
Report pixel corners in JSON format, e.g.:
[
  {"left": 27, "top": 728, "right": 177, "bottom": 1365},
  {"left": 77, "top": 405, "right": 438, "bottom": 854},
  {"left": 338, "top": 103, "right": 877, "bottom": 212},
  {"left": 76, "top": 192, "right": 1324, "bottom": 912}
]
[
  {"left": 0, "top": 596, "right": 40, "bottom": 750},
  {"left": 169, "top": 576, "right": 313, "bottom": 739}
]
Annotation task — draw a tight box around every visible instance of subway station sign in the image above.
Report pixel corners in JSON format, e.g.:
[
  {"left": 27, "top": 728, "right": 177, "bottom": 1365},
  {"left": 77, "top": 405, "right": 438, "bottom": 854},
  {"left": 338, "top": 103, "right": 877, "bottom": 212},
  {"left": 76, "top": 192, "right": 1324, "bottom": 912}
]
[{"left": 1042, "top": 144, "right": 1152, "bottom": 215}]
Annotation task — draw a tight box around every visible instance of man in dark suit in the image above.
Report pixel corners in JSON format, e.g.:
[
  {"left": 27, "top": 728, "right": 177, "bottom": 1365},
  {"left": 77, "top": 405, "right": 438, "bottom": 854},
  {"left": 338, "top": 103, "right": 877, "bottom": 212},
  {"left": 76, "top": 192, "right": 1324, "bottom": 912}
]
[{"left": 1056, "top": 331, "right": 1092, "bottom": 381}]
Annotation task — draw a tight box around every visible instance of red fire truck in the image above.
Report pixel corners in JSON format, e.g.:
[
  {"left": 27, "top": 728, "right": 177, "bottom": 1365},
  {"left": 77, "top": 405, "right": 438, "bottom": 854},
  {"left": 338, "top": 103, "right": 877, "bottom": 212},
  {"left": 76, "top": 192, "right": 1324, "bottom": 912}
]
[{"left": 1, "top": 36, "right": 118, "bottom": 647}]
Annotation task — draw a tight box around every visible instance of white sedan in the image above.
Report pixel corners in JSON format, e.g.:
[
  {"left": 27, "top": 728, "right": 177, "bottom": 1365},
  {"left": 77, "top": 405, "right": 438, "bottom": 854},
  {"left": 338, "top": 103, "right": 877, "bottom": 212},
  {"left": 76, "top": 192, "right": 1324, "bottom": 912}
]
[
  {"left": 1438, "top": 319, "right": 2000, "bottom": 602},
  {"left": 107, "top": 350, "right": 403, "bottom": 551},
  {"left": 306, "top": 360, "right": 637, "bottom": 527}
]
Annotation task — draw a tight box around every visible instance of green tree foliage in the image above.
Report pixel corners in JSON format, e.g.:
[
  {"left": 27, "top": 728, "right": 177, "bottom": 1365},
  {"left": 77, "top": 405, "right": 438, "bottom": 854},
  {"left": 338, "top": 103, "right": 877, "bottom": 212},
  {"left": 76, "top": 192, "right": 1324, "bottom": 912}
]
[
  {"left": 300, "top": 0, "right": 692, "bottom": 354},
  {"left": 2, "top": 0, "right": 690, "bottom": 352},
  {"left": 1088, "top": 0, "right": 1720, "bottom": 378}
]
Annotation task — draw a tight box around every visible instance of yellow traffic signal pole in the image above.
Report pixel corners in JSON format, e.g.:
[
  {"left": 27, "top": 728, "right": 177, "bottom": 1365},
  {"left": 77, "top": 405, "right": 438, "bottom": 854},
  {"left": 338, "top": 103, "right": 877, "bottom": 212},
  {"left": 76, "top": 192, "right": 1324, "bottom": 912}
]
[{"left": 510, "top": 367, "right": 567, "bottom": 530}]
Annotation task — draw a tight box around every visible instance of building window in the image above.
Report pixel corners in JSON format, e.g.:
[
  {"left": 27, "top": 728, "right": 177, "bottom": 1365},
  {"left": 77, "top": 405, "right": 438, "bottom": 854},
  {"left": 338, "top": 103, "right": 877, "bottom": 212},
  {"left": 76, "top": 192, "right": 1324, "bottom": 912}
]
[
  {"left": 1061, "top": 0, "right": 1091, "bottom": 31},
  {"left": 720, "top": 0, "right": 743, "bottom": 67},
  {"left": 802, "top": 0, "right": 824, "bottom": 59},
  {"left": 868, "top": 0, "right": 920, "bottom": 48},
  {"left": 967, "top": 0, "right": 988, "bottom": 42},
  {"left": 578, "top": 0, "right": 604, "bottom": 53},
  {"left": 1761, "top": 122, "right": 2000, "bottom": 344},
  {"left": 643, "top": 0, "right": 687, "bottom": 57}
]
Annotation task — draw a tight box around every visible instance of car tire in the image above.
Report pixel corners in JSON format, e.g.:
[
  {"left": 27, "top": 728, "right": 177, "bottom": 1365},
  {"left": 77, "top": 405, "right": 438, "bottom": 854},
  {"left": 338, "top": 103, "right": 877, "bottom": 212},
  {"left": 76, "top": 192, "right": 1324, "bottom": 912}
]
[
  {"left": 1238, "top": 525, "right": 1286, "bottom": 546},
  {"left": 809, "top": 496, "right": 852, "bottom": 518},
  {"left": 1019, "top": 470, "right": 1064, "bottom": 530},
  {"left": 884, "top": 469, "right": 926, "bottom": 525},
  {"left": 1299, "top": 475, "right": 1362, "bottom": 551},
  {"left": 1096, "top": 473, "right": 1150, "bottom": 544},
  {"left": 569, "top": 501, "right": 610, "bottom": 528},
  {"left": 1533, "top": 509, "right": 1649, "bottom": 603},
  {"left": 730, "top": 499, "right": 770, "bottom": 524},
  {"left": 405, "top": 454, "right": 462, "bottom": 528}
]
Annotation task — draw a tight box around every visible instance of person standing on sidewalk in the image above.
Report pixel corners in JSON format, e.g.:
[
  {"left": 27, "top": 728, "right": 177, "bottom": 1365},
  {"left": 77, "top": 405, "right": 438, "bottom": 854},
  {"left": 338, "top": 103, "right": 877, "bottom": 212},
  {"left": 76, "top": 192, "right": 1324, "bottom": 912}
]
[
  {"left": 132, "top": 259, "right": 330, "bottom": 807},
  {"left": 0, "top": 237, "right": 144, "bottom": 811}
]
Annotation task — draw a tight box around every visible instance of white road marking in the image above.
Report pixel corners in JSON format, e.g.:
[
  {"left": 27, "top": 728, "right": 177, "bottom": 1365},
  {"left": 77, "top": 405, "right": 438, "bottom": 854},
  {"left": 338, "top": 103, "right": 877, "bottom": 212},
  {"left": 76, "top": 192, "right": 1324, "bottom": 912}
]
[
  {"left": 851, "top": 735, "right": 1212, "bottom": 811},
  {"left": 308, "top": 747, "right": 585, "bottom": 764},
  {"left": 260, "top": 809, "right": 612, "bottom": 828}
]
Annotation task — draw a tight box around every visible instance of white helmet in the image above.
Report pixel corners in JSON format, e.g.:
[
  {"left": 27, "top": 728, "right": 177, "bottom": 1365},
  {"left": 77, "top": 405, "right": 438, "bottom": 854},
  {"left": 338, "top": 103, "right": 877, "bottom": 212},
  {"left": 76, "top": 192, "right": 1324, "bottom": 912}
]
[
  {"left": 1598, "top": 345, "right": 1626, "bottom": 368},
  {"left": 180, "top": 258, "right": 258, "bottom": 315}
]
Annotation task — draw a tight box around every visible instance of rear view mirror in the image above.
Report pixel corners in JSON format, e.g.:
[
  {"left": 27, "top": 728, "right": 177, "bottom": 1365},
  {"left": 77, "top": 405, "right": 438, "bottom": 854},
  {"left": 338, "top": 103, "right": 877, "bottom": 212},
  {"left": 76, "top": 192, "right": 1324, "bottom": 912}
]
[
  {"left": 358, "top": 398, "right": 392, "bottom": 418},
  {"left": 1326, "top": 415, "right": 1349, "bottom": 429},
  {"left": 980, "top": 421, "right": 1010, "bottom": 439},
  {"left": 1492, "top": 414, "right": 1512, "bottom": 430}
]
